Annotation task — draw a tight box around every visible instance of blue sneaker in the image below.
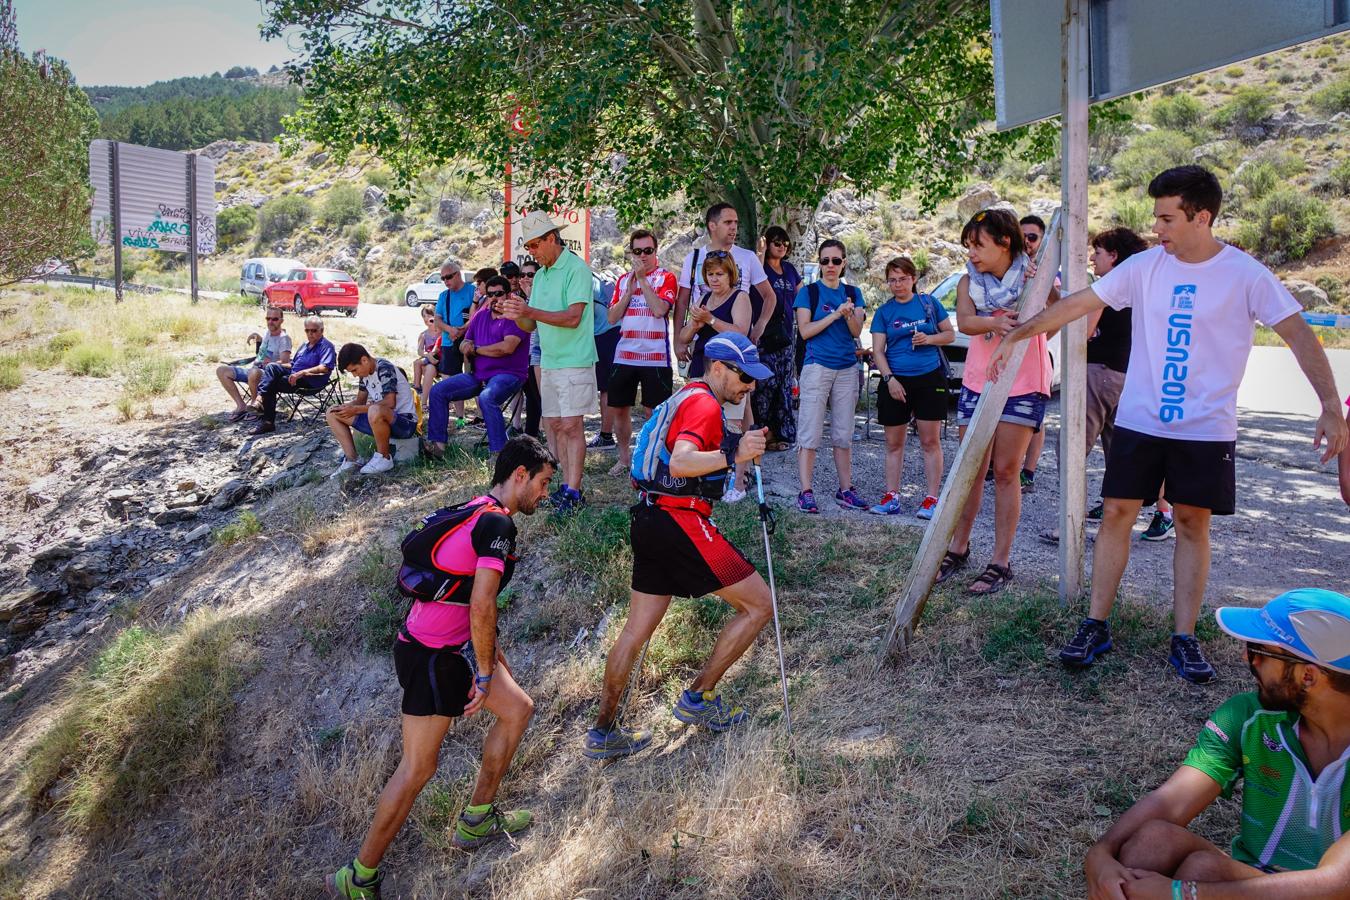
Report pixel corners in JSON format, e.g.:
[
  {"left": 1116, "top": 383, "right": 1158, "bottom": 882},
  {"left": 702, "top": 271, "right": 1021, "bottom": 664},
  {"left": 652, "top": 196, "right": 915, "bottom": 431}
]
[
  {"left": 835, "top": 486, "right": 869, "bottom": 511},
  {"left": 672, "top": 690, "right": 748, "bottom": 732},
  {"left": 869, "top": 491, "right": 902, "bottom": 516},
  {"left": 915, "top": 495, "right": 938, "bottom": 520},
  {"left": 583, "top": 725, "right": 653, "bottom": 760},
  {"left": 1169, "top": 634, "right": 1217, "bottom": 684},
  {"left": 552, "top": 486, "right": 585, "bottom": 516},
  {"left": 797, "top": 490, "right": 819, "bottom": 514},
  {"left": 1058, "top": 618, "right": 1113, "bottom": 668}
]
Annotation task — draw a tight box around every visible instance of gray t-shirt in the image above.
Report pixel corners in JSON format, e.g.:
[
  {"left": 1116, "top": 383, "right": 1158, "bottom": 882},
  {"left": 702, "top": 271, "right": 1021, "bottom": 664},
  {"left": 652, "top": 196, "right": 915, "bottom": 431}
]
[{"left": 255, "top": 331, "right": 292, "bottom": 366}]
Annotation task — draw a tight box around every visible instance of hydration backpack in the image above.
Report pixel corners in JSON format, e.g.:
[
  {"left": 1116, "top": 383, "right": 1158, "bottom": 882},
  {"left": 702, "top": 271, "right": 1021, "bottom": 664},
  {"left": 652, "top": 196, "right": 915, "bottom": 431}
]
[
  {"left": 396, "top": 497, "right": 506, "bottom": 606},
  {"left": 630, "top": 382, "right": 727, "bottom": 501}
]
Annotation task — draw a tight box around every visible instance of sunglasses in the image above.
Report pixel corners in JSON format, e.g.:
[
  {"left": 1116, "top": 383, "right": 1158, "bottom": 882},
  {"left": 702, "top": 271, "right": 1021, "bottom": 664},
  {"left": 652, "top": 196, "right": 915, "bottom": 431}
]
[
  {"left": 304, "top": 327, "right": 321, "bottom": 333},
  {"left": 770, "top": 239, "right": 790, "bottom": 248},
  {"left": 521, "top": 272, "right": 535, "bottom": 278},
  {"left": 265, "top": 317, "right": 281, "bottom": 322},
  {"left": 631, "top": 246, "right": 656, "bottom": 256},
  {"left": 442, "top": 272, "right": 461, "bottom": 282},
  {"left": 1246, "top": 643, "right": 1309, "bottom": 667},
  {"left": 819, "top": 256, "right": 844, "bottom": 266},
  {"left": 1023, "top": 232, "right": 1041, "bottom": 243},
  {"left": 720, "top": 361, "right": 756, "bottom": 384},
  {"left": 486, "top": 290, "right": 507, "bottom": 298}
]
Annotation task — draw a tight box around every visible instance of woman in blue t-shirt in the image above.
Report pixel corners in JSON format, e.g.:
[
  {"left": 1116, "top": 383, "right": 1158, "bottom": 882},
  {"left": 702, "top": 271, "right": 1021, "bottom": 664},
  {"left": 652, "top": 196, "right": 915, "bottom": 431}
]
[
  {"left": 868, "top": 257, "right": 956, "bottom": 518},
  {"left": 754, "top": 225, "right": 801, "bottom": 450}
]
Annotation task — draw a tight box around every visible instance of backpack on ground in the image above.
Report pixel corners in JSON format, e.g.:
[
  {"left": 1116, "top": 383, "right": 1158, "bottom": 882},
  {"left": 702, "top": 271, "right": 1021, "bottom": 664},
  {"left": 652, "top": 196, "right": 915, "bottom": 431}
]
[{"left": 397, "top": 497, "right": 504, "bottom": 606}]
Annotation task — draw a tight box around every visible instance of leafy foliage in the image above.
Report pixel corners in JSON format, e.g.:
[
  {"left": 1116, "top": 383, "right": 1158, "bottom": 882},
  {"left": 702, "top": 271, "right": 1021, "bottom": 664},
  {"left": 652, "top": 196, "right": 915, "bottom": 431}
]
[
  {"left": 217, "top": 205, "right": 258, "bottom": 248},
  {"left": 319, "top": 182, "right": 364, "bottom": 228},
  {"left": 257, "top": 195, "right": 313, "bottom": 242},
  {"left": 1149, "top": 94, "right": 1204, "bottom": 132},
  {"left": 0, "top": 12, "right": 99, "bottom": 286},
  {"left": 1210, "top": 85, "right": 1276, "bottom": 139},
  {"left": 1310, "top": 75, "right": 1350, "bottom": 116},
  {"left": 1233, "top": 188, "right": 1334, "bottom": 265},
  {"left": 85, "top": 72, "right": 283, "bottom": 116},
  {"left": 1111, "top": 129, "right": 1194, "bottom": 188},
  {"left": 98, "top": 88, "right": 299, "bottom": 151}
]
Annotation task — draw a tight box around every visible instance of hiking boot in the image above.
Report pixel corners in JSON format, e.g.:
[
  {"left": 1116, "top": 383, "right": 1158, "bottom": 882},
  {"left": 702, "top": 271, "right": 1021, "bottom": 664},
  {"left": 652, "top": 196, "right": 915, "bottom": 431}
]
[
  {"left": 834, "top": 486, "right": 869, "bottom": 511},
  {"left": 1169, "top": 635, "right": 1217, "bottom": 684},
  {"left": 1058, "top": 618, "right": 1113, "bottom": 668},
  {"left": 673, "top": 690, "right": 748, "bottom": 732},
  {"left": 869, "top": 491, "right": 902, "bottom": 516},
  {"left": 451, "top": 804, "right": 533, "bottom": 850},
  {"left": 1141, "top": 510, "right": 1175, "bottom": 541},
  {"left": 1087, "top": 501, "right": 1104, "bottom": 521},
  {"left": 587, "top": 432, "right": 617, "bottom": 451},
  {"left": 916, "top": 495, "right": 938, "bottom": 520},
  {"left": 583, "top": 725, "right": 653, "bottom": 760},
  {"left": 1019, "top": 469, "right": 1035, "bottom": 493},
  {"left": 797, "top": 490, "right": 819, "bottom": 514},
  {"left": 325, "top": 863, "right": 383, "bottom": 899}
]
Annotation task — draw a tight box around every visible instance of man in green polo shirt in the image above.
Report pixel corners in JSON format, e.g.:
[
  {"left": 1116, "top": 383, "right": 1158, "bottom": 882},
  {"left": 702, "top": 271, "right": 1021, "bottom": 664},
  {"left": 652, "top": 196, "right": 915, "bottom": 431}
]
[
  {"left": 1085, "top": 588, "right": 1350, "bottom": 899},
  {"left": 502, "top": 211, "right": 596, "bottom": 514}
]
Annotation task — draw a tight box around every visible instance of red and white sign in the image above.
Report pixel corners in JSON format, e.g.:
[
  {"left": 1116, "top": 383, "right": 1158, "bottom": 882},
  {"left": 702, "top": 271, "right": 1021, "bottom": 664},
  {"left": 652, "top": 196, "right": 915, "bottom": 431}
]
[{"left": 502, "top": 164, "right": 590, "bottom": 265}]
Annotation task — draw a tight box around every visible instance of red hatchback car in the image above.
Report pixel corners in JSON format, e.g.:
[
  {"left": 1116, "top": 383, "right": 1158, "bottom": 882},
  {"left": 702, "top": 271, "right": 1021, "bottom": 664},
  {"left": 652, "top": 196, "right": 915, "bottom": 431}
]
[{"left": 264, "top": 267, "right": 360, "bottom": 316}]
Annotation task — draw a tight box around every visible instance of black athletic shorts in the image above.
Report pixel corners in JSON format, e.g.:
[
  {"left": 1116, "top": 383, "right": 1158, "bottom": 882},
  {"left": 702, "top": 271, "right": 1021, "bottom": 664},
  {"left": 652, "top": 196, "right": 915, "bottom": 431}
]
[
  {"left": 608, "top": 364, "right": 674, "bottom": 409},
  {"left": 394, "top": 636, "right": 475, "bottom": 717},
  {"left": 876, "top": 367, "right": 948, "bottom": 427},
  {"left": 630, "top": 501, "right": 756, "bottom": 598},
  {"left": 1100, "top": 426, "right": 1236, "bottom": 515},
  {"left": 437, "top": 338, "right": 465, "bottom": 377},
  {"left": 595, "top": 327, "right": 622, "bottom": 391}
]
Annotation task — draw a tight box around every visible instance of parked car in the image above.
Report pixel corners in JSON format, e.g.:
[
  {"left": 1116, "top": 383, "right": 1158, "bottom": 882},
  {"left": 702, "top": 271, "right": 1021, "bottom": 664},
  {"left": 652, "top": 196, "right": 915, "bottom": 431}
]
[
  {"left": 926, "top": 271, "right": 1060, "bottom": 392},
  {"left": 241, "top": 257, "right": 305, "bottom": 300},
  {"left": 28, "top": 259, "right": 72, "bottom": 279},
  {"left": 264, "top": 268, "right": 360, "bottom": 316},
  {"left": 404, "top": 271, "right": 447, "bottom": 307}
]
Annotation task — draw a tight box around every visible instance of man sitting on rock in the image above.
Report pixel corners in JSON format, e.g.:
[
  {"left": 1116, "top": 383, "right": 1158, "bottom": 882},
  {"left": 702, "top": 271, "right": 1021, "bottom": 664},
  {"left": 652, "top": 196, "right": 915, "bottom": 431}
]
[
  {"left": 1086, "top": 588, "right": 1350, "bottom": 899},
  {"left": 252, "top": 315, "right": 336, "bottom": 435},
  {"left": 216, "top": 309, "right": 291, "bottom": 421},
  {"left": 328, "top": 343, "right": 417, "bottom": 476}
]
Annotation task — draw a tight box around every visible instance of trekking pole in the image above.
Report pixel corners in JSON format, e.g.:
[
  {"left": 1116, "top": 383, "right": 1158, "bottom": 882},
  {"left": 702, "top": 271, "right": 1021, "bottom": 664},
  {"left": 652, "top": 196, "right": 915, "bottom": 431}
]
[{"left": 752, "top": 462, "right": 792, "bottom": 739}]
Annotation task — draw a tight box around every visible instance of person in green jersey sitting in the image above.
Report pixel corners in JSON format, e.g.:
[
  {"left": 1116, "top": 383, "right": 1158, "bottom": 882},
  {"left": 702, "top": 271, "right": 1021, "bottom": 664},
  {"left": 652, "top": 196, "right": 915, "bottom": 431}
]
[{"left": 1086, "top": 588, "right": 1350, "bottom": 900}]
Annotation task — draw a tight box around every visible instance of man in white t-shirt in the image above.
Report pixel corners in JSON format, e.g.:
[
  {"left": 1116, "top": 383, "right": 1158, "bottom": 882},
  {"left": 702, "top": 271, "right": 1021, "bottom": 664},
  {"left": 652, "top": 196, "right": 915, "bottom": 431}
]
[
  {"left": 674, "top": 202, "right": 777, "bottom": 361},
  {"left": 607, "top": 228, "right": 677, "bottom": 475},
  {"left": 216, "top": 309, "right": 292, "bottom": 421},
  {"left": 989, "top": 166, "right": 1347, "bottom": 683},
  {"left": 328, "top": 343, "right": 418, "bottom": 477}
]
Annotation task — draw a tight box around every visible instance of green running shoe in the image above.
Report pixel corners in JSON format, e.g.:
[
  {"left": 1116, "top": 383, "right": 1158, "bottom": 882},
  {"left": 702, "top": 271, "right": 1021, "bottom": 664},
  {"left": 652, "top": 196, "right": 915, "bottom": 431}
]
[
  {"left": 673, "top": 690, "right": 748, "bottom": 732},
  {"left": 325, "top": 864, "right": 383, "bottom": 899},
  {"left": 451, "top": 804, "right": 533, "bottom": 850}
]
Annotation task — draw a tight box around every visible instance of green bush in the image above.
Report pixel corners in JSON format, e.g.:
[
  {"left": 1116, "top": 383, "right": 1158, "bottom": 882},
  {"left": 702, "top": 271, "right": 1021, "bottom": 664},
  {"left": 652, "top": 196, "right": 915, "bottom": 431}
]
[
  {"left": 1111, "top": 196, "right": 1153, "bottom": 233},
  {"left": 1112, "top": 129, "right": 1194, "bottom": 188},
  {"left": 1319, "top": 158, "right": 1350, "bottom": 197},
  {"left": 63, "top": 342, "right": 120, "bottom": 377},
  {"left": 366, "top": 167, "right": 394, "bottom": 190},
  {"left": 1236, "top": 188, "right": 1335, "bottom": 264},
  {"left": 1234, "top": 161, "right": 1279, "bottom": 204},
  {"left": 1210, "top": 86, "right": 1275, "bottom": 138},
  {"left": 122, "top": 353, "right": 180, "bottom": 398},
  {"left": 0, "top": 355, "right": 23, "bottom": 391},
  {"left": 345, "top": 222, "right": 371, "bottom": 249},
  {"left": 319, "top": 183, "right": 364, "bottom": 229},
  {"left": 217, "top": 205, "right": 257, "bottom": 248},
  {"left": 257, "top": 195, "right": 312, "bottom": 242},
  {"left": 1310, "top": 75, "right": 1350, "bottom": 116},
  {"left": 1149, "top": 94, "right": 1204, "bottom": 131}
]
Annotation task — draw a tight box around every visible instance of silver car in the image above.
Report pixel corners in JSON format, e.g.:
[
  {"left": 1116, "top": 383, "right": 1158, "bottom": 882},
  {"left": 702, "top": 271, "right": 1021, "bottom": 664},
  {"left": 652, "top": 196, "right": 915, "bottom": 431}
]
[{"left": 241, "top": 257, "right": 306, "bottom": 301}]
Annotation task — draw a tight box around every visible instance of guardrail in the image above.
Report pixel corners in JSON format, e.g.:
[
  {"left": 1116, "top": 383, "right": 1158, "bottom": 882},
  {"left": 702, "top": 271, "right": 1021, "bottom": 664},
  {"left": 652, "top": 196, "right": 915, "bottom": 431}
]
[{"left": 29, "top": 274, "right": 164, "bottom": 295}]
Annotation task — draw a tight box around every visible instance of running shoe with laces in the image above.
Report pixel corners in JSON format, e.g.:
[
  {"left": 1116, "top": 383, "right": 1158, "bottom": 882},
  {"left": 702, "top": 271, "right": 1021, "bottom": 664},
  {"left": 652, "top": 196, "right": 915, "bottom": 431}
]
[
  {"left": 673, "top": 690, "right": 748, "bottom": 731},
  {"left": 1087, "top": 501, "right": 1104, "bottom": 521},
  {"left": 1141, "top": 510, "right": 1175, "bottom": 541},
  {"left": 586, "top": 432, "right": 617, "bottom": 450},
  {"left": 325, "top": 863, "right": 383, "bottom": 899},
  {"left": 916, "top": 495, "right": 938, "bottom": 520},
  {"left": 331, "top": 458, "right": 362, "bottom": 479},
  {"left": 360, "top": 453, "right": 395, "bottom": 475},
  {"left": 551, "top": 486, "right": 585, "bottom": 516},
  {"left": 1169, "top": 634, "right": 1217, "bottom": 684},
  {"left": 1058, "top": 618, "right": 1113, "bottom": 668},
  {"left": 450, "top": 804, "right": 534, "bottom": 849},
  {"left": 583, "top": 724, "right": 653, "bottom": 760},
  {"left": 722, "top": 486, "right": 747, "bottom": 504},
  {"left": 834, "top": 486, "right": 869, "bottom": 511},
  {"left": 869, "top": 491, "right": 902, "bottom": 516},
  {"left": 797, "top": 490, "right": 819, "bottom": 514}
]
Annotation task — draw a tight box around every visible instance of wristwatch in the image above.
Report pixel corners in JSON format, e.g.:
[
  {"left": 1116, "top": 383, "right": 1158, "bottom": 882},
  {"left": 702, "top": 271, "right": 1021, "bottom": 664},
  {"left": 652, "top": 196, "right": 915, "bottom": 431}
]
[{"left": 882, "top": 374, "right": 894, "bottom": 383}]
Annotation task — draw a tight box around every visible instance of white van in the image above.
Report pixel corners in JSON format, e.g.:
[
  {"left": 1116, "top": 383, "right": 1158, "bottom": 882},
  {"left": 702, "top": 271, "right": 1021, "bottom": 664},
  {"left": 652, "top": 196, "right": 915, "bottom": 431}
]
[{"left": 241, "top": 257, "right": 305, "bottom": 300}]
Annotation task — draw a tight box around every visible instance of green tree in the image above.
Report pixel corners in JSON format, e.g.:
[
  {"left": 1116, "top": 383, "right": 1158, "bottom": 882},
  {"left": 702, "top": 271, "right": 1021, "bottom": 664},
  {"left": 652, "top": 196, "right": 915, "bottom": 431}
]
[
  {"left": 319, "top": 182, "right": 364, "bottom": 228},
  {"left": 0, "top": 0, "right": 99, "bottom": 286},
  {"left": 217, "top": 204, "right": 258, "bottom": 248},
  {"left": 263, "top": 0, "right": 1040, "bottom": 246},
  {"left": 258, "top": 195, "right": 312, "bottom": 242}
]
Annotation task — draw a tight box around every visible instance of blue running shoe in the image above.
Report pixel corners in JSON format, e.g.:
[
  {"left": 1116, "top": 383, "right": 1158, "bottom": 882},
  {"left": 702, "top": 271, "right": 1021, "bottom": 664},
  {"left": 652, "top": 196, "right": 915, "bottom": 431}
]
[
  {"left": 583, "top": 725, "right": 653, "bottom": 760},
  {"left": 915, "top": 495, "right": 938, "bottom": 520},
  {"left": 835, "top": 486, "right": 869, "bottom": 511},
  {"left": 1169, "top": 634, "right": 1217, "bottom": 684},
  {"left": 797, "top": 490, "right": 819, "bottom": 514},
  {"left": 1058, "top": 618, "right": 1113, "bottom": 668},
  {"left": 672, "top": 690, "right": 748, "bottom": 732},
  {"left": 869, "top": 491, "right": 902, "bottom": 516},
  {"left": 551, "top": 486, "right": 585, "bottom": 517}
]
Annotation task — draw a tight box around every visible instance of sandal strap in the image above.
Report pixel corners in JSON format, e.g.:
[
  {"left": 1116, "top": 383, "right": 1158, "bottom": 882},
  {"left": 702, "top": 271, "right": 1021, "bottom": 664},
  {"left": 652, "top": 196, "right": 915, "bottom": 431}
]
[{"left": 971, "top": 563, "right": 1012, "bottom": 585}]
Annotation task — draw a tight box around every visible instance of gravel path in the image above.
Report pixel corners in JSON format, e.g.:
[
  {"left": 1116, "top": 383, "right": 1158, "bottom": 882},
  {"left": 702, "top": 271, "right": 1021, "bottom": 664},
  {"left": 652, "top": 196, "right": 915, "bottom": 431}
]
[{"left": 750, "top": 396, "right": 1349, "bottom": 608}]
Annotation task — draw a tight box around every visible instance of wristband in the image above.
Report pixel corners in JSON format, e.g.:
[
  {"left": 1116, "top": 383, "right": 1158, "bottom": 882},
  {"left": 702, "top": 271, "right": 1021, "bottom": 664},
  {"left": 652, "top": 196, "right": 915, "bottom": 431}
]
[{"left": 475, "top": 673, "right": 493, "bottom": 687}]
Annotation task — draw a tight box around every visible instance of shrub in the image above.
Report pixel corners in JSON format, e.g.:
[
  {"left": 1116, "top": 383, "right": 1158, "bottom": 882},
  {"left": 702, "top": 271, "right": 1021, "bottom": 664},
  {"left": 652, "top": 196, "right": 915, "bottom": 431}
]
[
  {"left": 257, "top": 195, "right": 312, "bottom": 242},
  {"left": 217, "top": 205, "right": 257, "bottom": 248},
  {"left": 366, "top": 167, "right": 394, "bottom": 190},
  {"left": 0, "top": 355, "right": 23, "bottom": 391},
  {"left": 1234, "top": 161, "right": 1279, "bottom": 204},
  {"left": 63, "top": 342, "right": 119, "bottom": 377},
  {"left": 1237, "top": 188, "right": 1335, "bottom": 264},
  {"left": 122, "top": 353, "right": 180, "bottom": 398},
  {"left": 1210, "top": 86, "right": 1275, "bottom": 138},
  {"left": 319, "top": 183, "right": 364, "bottom": 229},
  {"left": 1310, "top": 75, "right": 1350, "bottom": 116},
  {"left": 1318, "top": 158, "right": 1350, "bottom": 197},
  {"left": 1149, "top": 94, "right": 1204, "bottom": 131},
  {"left": 214, "top": 511, "right": 262, "bottom": 546},
  {"left": 1111, "top": 196, "right": 1153, "bottom": 233},
  {"left": 1224, "top": 66, "right": 1244, "bottom": 78},
  {"left": 344, "top": 222, "right": 371, "bottom": 249},
  {"left": 1112, "top": 129, "right": 1194, "bottom": 188}
]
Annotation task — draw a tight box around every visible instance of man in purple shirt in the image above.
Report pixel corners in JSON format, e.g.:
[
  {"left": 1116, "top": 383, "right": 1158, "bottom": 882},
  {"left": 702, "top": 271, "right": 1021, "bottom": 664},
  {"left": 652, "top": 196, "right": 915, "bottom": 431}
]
[{"left": 425, "top": 276, "right": 529, "bottom": 454}]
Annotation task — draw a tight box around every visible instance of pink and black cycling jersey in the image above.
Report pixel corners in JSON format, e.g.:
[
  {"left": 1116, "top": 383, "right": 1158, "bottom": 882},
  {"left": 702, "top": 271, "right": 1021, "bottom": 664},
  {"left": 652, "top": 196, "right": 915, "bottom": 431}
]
[{"left": 400, "top": 496, "right": 517, "bottom": 648}]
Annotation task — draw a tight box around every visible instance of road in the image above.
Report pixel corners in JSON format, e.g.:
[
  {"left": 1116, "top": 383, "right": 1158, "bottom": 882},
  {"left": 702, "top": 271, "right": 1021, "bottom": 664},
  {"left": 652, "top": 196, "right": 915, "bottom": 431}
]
[
  {"left": 353, "top": 301, "right": 427, "bottom": 352},
  {"left": 1238, "top": 345, "right": 1350, "bottom": 417}
]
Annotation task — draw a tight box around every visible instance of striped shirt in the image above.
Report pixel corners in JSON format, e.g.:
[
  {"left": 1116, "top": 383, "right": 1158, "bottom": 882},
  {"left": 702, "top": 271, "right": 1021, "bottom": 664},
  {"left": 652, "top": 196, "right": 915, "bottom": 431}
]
[{"left": 613, "top": 268, "right": 676, "bottom": 367}]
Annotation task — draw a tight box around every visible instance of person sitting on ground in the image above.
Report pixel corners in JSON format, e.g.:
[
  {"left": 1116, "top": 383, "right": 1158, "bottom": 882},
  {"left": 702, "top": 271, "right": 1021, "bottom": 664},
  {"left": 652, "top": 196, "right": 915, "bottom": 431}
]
[
  {"left": 412, "top": 305, "right": 440, "bottom": 399},
  {"left": 868, "top": 256, "right": 955, "bottom": 519},
  {"left": 584, "top": 333, "right": 772, "bottom": 760},
  {"left": 1084, "top": 588, "right": 1350, "bottom": 900},
  {"left": 325, "top": 437, "right": 556, "bottom": 899},
  {"left": 251, "top": 315, "right": 336, "bottom": 435},
  {"left": 328, "top": 343, "right": 418, "bottom": 476},
  {"left": 216, "top": 309, "right": 292, "bottom": 421},
  {"left": 424, "top": 276, "right": 529, "bottom": 456}
]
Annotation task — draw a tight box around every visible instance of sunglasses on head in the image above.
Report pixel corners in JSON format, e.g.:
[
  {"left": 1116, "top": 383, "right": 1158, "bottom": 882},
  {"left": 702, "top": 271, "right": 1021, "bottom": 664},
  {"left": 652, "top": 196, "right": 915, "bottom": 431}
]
[
  {"left": 819, "top": 256, "right": 844, "bottom": 266},
  {"left": 486, "top": 290, "right": 507, "bottom": 298},
  {"left": 1246, "top": 643, "right": 1309, "bottom": 667},
  {"left": 631, "top": 246, "right": 656, "bottom": 256},
  {"left": 720, "top": 361, "right": 756, "bottom": 384}
]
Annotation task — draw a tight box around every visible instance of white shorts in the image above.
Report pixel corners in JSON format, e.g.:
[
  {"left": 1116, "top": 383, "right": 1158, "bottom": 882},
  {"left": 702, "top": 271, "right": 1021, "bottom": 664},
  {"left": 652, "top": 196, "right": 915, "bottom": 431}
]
[
  {"left": 540, "top": 366, "right": 598, "bottom": 418},
  {"left": 797, "top": 363, "right": 859, "bottom": 450}
]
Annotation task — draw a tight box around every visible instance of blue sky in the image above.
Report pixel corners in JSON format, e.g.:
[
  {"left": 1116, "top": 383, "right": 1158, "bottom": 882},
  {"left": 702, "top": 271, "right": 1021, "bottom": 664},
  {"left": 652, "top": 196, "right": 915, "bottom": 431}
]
[{"left": 14, "top": 0, "right": 293, "bottom": 86}]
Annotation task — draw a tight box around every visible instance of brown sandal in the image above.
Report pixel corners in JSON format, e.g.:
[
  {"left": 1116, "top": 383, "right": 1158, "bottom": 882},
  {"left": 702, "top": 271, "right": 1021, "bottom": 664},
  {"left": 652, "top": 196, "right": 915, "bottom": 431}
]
[
  {"left": 935, "top": 549, "right": 970, "bottom": 585},
  {"left": 967, "top": 563, "right": 1014, "bottom": 596}
]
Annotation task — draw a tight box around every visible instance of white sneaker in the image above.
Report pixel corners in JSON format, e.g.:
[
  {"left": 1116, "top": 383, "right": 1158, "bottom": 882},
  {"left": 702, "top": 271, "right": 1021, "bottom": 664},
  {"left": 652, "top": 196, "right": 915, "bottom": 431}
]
[
  {"left": 360, "top": 453, "right": 394, "bottom": 475},
  {"left": 331, "top": 458, "right": 361, "bottom": 479},
  {"left": 722, "top": 486, "right": 747, "bottom": 504}
]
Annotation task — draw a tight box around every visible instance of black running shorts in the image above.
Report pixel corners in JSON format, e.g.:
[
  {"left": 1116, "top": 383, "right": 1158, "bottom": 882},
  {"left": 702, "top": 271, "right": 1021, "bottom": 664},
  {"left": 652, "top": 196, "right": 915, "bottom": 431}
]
[
  {"left": 876, "top": 367, "right": 948, "bottom": 426},
  {"left": 607, "top": 364, "right": 674, "bottom": 410},
  {"left": 1100, "top": 426, "right": 1236, "bottom": 515},
  {"left": 394, "top": 637, "right": 474, "bottom": 718},
  {"left": 630, "top": 502, "right": 756, "bottom": 598}
]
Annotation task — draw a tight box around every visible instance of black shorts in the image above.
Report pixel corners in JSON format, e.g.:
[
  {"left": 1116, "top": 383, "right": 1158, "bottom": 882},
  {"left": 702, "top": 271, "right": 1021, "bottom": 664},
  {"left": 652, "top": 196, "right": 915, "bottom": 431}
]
[
  {"left": 607, "top": 364, "right": 673, "bottom": 409},
  {"left": 1100, "top": 426, "right": 1236, "bottom": 515},
  {"left": 630, "top": 501, "right": 756, "bottom": 598},
  {"left": 876, "top": 367, "right": 948, "bottom": 426},
  {"left": 394, "top": 636, "right": 475, "bottom": 717},
  {"left": 595, "top": 327, "right": 622, "bottom": 391},
  {"left": 438, "top": 339, "right": 465, "bottom": 377}
]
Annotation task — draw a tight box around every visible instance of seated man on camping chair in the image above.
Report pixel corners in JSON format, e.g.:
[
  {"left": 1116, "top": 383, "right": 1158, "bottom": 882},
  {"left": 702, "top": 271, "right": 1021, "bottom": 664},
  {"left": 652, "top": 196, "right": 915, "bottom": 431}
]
[
  {"left": 216, "top": 308, "right": 292, "bottom": 421},
  {"left": 252, "top": 315, "right": 337, "bottom": 435}
]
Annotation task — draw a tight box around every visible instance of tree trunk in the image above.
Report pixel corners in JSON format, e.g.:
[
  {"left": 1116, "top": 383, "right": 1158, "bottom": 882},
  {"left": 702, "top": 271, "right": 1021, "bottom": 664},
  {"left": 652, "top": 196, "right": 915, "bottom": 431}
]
[{"left": 774, "top": 203, "right": 819, "bottom": 270}]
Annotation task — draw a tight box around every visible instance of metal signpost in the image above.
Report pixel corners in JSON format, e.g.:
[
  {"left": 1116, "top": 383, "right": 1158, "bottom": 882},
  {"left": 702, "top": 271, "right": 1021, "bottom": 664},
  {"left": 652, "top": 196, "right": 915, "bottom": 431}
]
[{"left": 89, "top": 139, "right": 216, "bottom": 302}]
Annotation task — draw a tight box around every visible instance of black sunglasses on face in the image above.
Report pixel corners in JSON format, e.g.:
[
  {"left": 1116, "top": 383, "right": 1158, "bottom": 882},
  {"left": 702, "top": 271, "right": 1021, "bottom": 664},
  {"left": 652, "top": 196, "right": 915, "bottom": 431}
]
[
  {"left": 304, "top": 327, "right": 321, "bottom": 333},
  {"left": 631, "top": 246, "right": 656, "bottom": 256},
  {"left": 486, "top": 290, "right": 507, "bottom": 298},
  {"left": 442, "top": 273, "right": 460, "bottom": 282},
  {"left": 1023, "top": 233, "right": 1040, "bottom": 243},
  {"left": 521, "top": 272, "right": 535, "bottom": 278},
  {"left": 1246, "top": 643, "right": 1309, "bottom": 667},
  {"left": 819, "top": 256, "right": 844, "bottom": 266},
  {"left": 265, "top": 317, "right": 281, "bottom": 322},
  {"left": 770, "top": 239, "right": 790, "bottom": 248},
  {"left": 720, "top": 361, "right": 756, "bottom": 384}
]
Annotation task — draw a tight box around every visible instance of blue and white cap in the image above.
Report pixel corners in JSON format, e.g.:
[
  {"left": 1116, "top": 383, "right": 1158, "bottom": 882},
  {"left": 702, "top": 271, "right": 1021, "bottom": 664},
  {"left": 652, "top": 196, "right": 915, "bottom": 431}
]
[
  {"left": 1215, "top": 588, "right": 1350, "bottom": 674},
  {"left": 703, "top": 333, "right": 772, "bottom": 380}
]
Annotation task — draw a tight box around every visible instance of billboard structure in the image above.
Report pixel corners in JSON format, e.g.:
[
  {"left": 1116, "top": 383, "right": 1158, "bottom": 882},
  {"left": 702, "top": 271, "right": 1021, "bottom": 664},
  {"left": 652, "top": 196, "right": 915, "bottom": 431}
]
[
  {"left": 502, "top": 170, "right": 591, "bottom": 267},
  {"left": 89, "top": 139, "right": 216, "bottom": 300}
]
